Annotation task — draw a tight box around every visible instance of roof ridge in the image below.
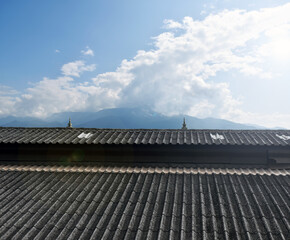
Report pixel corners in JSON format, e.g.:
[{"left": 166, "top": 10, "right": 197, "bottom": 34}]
[
  {"left": 0, "top": 127, "right": 289, "bottom": 131},
  {"left": 0, "top": 165, "right": 288, "bottom": 175}
]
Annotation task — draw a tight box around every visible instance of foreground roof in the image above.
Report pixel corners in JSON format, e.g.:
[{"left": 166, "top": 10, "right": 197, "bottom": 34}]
[
  {"left": 1, "top": 127, "right": 290, "bottom": 146},
  {"left": 0, "top": 165, "right": 289, "bottom": 239}
]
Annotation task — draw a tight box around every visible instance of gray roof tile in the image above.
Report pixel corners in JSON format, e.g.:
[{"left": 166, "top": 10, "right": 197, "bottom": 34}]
[
  {"left": 0, "top": 166, "right": 289, "bottom": 239},
  {"left": 2, "top": 127, "right": 290, "bottom": 146}
]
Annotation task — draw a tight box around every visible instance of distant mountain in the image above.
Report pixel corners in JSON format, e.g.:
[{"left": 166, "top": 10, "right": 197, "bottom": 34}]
[
  {"left": 74, "top": 108, "right": 260, "bottom": 129},
  {"left": 0, "top": 116, "right": 62, "bottom": 127},
  {"left": 0, "top": 108, "right": 265, "bottom": 129}
]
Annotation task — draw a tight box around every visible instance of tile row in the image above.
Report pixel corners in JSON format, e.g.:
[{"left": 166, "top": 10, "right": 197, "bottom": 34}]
[
  {"left": 0, "top": 169, "right": 289, "bottom": 239},
  {"left": 1, "top": 127, "right": 290, "bottom": 146}
]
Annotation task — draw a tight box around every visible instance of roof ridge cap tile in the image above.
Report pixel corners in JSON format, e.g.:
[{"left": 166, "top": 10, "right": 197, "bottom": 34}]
[{"left": 0, "top": 165, "right": 289, "bottom": 176}]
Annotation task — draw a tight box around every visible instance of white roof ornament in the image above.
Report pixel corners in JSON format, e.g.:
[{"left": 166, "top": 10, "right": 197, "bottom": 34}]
[
  {"left": 210, "top": 133, "right": 225, "bottom": 140},
  {"left": 78, "top": 132, "right": 93, "bottom": 139},
  {"left": 276, "top": 134, "right": 290, "bottom": 141}
]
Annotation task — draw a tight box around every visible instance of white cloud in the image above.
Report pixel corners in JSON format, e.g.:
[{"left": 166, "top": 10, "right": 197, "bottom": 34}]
[
  {"left": 61, "top": 60, "right": 96, "bottom": 77},
  {"left": 0, "top": 85, "right": 18, "bottom": 95},
  {"left": 94, "top": 3, "right": 290, "bottom": 120},
  {"left": 1, "top": 4, "right": 290, "bottom": 128},
  {"left": 0, "top": 85, "right": 19, "bottom": 116},
  {"left": 55, "top": 49, "right": 60, "bottom": 53},
  {"left": 163, "top": 19, "right": 183, "bottom": 29},
  {"left": 0, "top": 96, "right": 16, "bottom": 116},
  {"left": 7, "top": 76, "right": 118, "bottom": 118},
  {"left": 257, "top": 24, "right": 290, "bottom": 62},
  {"left": 81, "top": 46, "right": 94, "bottom": 56}
]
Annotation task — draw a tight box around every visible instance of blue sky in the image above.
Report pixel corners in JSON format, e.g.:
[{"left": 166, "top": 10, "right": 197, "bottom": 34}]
[{"left": 1, "top": 0, "right": 290, "bottom": 128}]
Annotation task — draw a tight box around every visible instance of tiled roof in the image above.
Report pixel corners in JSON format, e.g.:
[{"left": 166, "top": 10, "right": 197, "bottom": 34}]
[
  {"left": 1, "top": 127, "right": 290, "bottom": 146},
  {"left": 0, "top": 165, "right": 289, "bottom": 239}
]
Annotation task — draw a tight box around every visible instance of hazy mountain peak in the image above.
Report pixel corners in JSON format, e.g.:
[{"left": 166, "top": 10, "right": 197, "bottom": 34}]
[{"left": 0, "top": 108, "right": 262, "bottom": 129}]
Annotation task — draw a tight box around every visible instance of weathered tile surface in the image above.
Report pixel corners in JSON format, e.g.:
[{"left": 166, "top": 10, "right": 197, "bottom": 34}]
[{"left": 0, "top": 166, "right": 289, "bottom": 239}]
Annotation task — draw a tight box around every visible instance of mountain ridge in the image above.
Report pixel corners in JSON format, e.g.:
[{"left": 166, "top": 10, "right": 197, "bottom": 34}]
[{"left": 0, "top": 108, "right": 266, "bottom": 129}]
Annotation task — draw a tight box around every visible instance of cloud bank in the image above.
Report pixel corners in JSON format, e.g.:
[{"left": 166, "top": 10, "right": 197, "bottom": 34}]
[{"left": 1, "top": 3, "right": 290, "bottom": 127}]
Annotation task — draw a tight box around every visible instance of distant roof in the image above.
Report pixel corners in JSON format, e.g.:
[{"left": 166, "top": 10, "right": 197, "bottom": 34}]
[
  {"left": 1, "top": 127, "right": 290, "bottom": 146},
  {"left": 0, "top": 165, "right": 289, "bottom": 239}
]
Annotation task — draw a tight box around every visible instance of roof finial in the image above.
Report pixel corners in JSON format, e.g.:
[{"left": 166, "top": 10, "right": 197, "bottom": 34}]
[
  {"left": 67, "top": 117, "right": 72, "bottom": 128},
  {"left": 181, "top": 117, "right": 187, "bottom": 130}
]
